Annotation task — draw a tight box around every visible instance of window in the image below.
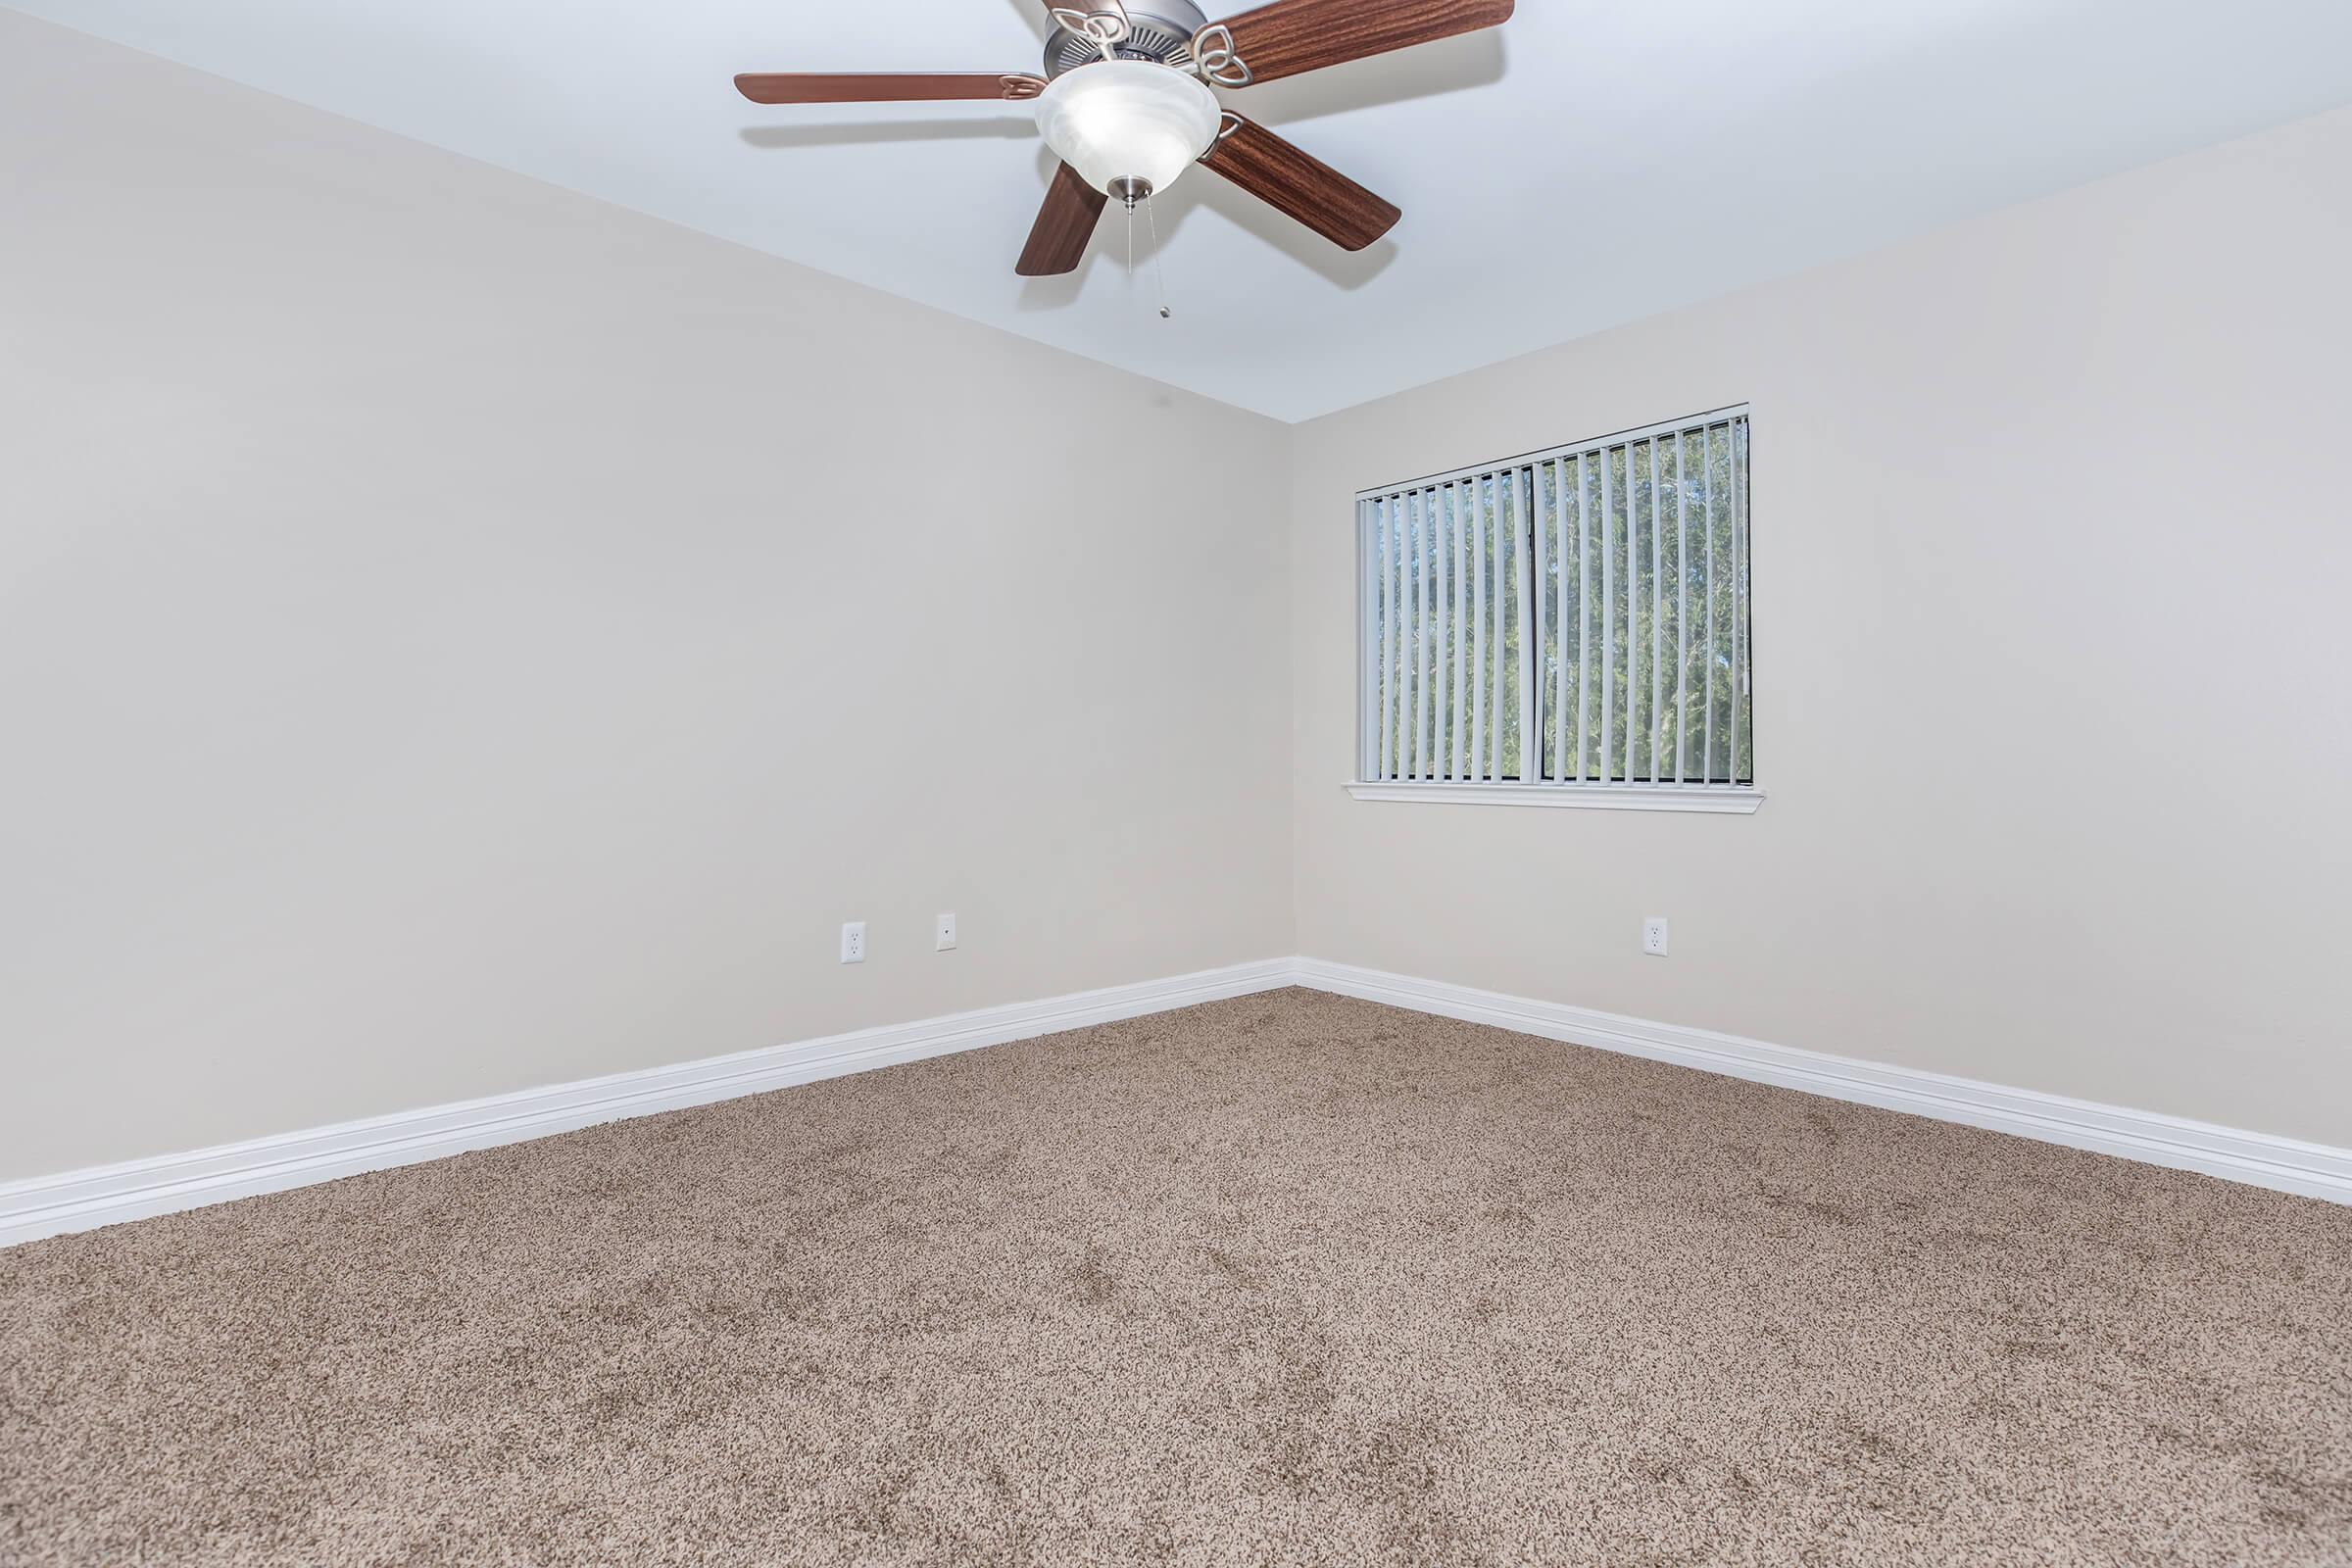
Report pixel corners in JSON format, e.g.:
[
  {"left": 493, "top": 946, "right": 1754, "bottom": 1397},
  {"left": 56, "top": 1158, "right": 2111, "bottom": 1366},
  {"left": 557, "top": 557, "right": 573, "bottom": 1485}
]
[{"left": 1353, "top": 407, "right": 1758, "bottom": 812}]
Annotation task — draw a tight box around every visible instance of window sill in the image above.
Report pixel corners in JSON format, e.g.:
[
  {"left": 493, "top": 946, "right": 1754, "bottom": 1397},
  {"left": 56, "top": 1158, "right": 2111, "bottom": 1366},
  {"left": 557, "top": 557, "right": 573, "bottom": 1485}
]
[{"left": 1345, "top": 781, "right": 1765, "bottom": 814}]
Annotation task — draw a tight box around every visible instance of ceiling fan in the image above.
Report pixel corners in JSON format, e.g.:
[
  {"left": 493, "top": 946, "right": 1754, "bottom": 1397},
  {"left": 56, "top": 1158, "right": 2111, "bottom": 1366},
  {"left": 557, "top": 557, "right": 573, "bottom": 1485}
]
[{"left": 735, "top": 0, "right": 1514, "bottom": 276}]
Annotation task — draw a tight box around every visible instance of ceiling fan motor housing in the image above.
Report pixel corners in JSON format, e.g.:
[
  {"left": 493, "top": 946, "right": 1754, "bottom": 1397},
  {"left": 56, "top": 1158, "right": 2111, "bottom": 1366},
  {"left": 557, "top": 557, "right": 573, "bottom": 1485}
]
[{"left": 1043, "top": 0, "right": 1212, "bottom": 78}]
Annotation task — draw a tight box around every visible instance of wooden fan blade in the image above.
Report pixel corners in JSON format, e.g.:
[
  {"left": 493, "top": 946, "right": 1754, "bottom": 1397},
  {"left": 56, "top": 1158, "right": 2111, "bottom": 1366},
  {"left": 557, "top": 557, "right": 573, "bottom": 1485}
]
[
  {"left": 733, "top": 73, "right": 1044, "bottom": 105},
  {"left": 1016, "top": 163, "right": 1109, "bottom": 276},
  {"left": 1206, "top": 0, "right": 1512, "bottom": 85},
  {"left": 1198, "top": 117, "right": 1399, "bottom": 251}
]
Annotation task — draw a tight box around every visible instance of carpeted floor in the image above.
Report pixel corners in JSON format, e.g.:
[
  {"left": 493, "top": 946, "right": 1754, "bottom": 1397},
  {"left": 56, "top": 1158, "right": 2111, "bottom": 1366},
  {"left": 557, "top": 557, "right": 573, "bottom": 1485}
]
[{"left": 3, "top": 990, "right": 2349, "bottom": 1566}]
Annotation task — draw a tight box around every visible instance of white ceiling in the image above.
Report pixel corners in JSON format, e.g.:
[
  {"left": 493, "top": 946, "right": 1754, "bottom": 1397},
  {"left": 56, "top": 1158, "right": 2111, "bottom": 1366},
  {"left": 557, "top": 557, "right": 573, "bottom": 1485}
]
[{"left": 13, "top": 0, "right": 2352, "bottom": 420}]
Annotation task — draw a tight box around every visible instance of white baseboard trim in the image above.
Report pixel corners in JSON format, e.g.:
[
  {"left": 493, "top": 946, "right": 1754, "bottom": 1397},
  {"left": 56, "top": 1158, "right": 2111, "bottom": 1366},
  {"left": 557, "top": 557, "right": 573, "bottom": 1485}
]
[
  {"left": 1291, "top": 957, "right": 2352, "bottom": 1206},
  {"left": 0, "top": 957, "right": 1297, "bottom": 1249},
  {"left": 10, "top": 955, "right": 2344, "bottom": 1247}
]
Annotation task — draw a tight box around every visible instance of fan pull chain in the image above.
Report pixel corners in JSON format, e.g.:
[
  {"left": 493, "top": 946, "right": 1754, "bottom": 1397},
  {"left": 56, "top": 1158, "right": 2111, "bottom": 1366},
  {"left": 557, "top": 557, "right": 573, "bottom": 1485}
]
[
  {"left": 1145, "top": 189, "right": 1170, "bottom": 318},
  {"left": 1120, "top": 186, "right": 1170, "bottom": 323}
]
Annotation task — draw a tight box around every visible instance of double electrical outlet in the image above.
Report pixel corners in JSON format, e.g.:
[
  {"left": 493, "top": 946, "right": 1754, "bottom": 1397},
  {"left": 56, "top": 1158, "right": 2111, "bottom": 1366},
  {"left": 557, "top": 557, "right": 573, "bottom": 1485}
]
[{"left": 840, "top": 914, "right": 956, "bottom": 964}]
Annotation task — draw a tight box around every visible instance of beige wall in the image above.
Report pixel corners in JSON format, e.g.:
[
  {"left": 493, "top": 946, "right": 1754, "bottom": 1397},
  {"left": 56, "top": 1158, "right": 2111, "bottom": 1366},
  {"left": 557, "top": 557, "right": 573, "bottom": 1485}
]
[
  {"left": 9, "top": 12, "right": 2348, "bottom": 1187},
  {"left": 1290, "top": 105, "right": 2352, "bottom": 1149},
  {"left": 0, "top": 14, "right": 1294, "bottom": 1182}
]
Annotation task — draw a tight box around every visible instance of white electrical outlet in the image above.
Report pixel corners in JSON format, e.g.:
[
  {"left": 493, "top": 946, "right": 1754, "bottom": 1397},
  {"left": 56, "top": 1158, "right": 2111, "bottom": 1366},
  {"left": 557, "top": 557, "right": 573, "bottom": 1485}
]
[
  {"left": 935, "top": 912, "right": 957, "bottom": 952},
  {"left": 840, "top": 921, "right": 866, "bottom": 964},
  {"left": 1642, "top": 916, "right": 1670, "bottom": 956}
]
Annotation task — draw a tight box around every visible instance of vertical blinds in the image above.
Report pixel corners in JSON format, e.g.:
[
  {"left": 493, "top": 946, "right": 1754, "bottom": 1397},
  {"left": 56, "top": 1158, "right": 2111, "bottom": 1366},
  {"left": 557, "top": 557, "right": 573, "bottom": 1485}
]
[{"left": 1359, "top": 408, "right": 1751, "bottom": 789}]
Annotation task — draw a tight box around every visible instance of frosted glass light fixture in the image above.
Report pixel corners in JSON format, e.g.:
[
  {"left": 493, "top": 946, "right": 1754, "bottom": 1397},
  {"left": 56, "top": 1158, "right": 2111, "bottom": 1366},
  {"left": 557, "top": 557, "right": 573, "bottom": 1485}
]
[{"left": 1032, "top": 61, "right": 1222, "bottom": 203}]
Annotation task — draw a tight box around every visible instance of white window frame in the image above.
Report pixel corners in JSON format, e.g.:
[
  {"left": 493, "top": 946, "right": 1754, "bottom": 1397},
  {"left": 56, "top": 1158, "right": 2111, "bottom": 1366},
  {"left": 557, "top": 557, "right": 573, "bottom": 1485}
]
[{"left": 1349, "top": 405, "right": 1762, "bottom": 814}]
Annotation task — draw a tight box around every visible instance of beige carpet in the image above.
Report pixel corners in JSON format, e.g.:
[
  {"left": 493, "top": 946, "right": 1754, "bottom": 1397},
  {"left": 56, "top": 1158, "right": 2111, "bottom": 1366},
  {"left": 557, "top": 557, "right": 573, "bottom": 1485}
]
[{"left": 3, "top": 990, "right": 2349, "bottom": 1566}]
